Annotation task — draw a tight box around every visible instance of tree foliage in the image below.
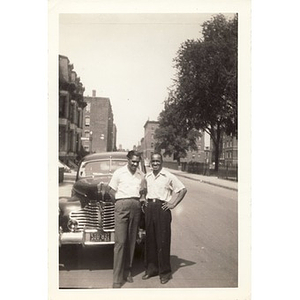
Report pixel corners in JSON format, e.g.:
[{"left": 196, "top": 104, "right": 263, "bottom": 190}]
[
  {"left": 175, "top": 14, "right": 237, "bottom": 133},
  {"left": 166, "top": 14, "right": 238, "bottom": 170},
  {"left": 154, "top": 91, "right": 200, "bottom": 163}
]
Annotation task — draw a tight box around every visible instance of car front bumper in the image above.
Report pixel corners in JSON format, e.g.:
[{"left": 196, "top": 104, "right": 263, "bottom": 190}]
[{"left": 59, "top": 228, "right": 115, "bottom": 246}]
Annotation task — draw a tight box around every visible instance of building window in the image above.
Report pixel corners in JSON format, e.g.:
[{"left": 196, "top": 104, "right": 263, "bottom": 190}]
[
  {"left": 59, "top": 126, "right": 66, "bottom": 152},
  {"left": 151, "top": 142, "right": 154, "bottom": 148},
  {"left": 59, "top": 95, "right": 66, "bottom": 118},
  {"left": 69, "top": 102, "right": 74, "bottom": 123},
  {"left": 86, "top": 103, "right": 91, "bottom": 113},
  {"left": 85, "top": 117, "right": 90, "bottom": 126}
]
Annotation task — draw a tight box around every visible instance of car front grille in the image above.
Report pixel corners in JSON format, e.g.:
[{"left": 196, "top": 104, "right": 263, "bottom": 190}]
[
  {"left": 69, "top": 201, "right": 115, "bottom": 232},
  {"left": 101, "top": 202, "right": 115, "bottom": 231}
]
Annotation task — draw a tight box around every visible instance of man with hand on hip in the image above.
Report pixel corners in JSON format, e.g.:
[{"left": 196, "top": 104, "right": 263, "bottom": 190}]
[
  {"left": 109, "top": 150, "right": 145, "bottom": 288},
  {"left": 142, "top": 152, "right": 187, "bottom": 284}
]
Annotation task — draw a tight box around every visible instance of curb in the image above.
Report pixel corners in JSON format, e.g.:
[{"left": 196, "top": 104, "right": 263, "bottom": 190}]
[{"left": 173, "top": 172, "right": 238, "bottom": 192}]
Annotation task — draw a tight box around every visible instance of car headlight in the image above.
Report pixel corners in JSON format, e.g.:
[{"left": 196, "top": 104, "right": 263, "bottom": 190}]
[{"left": 67, "top": 219, "right": 78, "bottom": 232}]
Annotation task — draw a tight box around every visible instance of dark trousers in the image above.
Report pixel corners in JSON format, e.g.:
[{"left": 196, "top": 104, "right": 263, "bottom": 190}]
[
  {"left": 113, "top": 198, "right": 141, "bottom": 284},
  {"left": 144, "top": 200, "right": 172, "bottom": 280}
]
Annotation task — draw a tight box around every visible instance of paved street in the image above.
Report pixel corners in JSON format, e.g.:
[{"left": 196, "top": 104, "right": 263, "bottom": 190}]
[{"left": 59, "top": 172, "right": 238, "bottom": 289}]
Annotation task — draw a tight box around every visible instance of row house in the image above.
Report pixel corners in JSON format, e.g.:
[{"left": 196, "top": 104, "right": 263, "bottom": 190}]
[{"left": 59, "top": 55, "right": 86, "bottom": 165}]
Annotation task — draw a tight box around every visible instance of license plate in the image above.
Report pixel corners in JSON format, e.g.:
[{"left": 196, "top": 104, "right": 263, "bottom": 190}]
[{"left": 90, "top": 232, "right": 110, "bottom": 242}]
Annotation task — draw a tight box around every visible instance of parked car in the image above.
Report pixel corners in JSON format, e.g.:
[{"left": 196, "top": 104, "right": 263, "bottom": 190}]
[{"left": 59, "top": 152, "right": 146, "bottom": 249}]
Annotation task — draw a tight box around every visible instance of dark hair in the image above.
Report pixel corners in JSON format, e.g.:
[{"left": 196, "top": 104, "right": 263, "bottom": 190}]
[
  {"left": 151, "top": 152, "right": 163, "bottom": 162},
  {"left": 127, "top": 150, "right": 141, "bottom": 159}
]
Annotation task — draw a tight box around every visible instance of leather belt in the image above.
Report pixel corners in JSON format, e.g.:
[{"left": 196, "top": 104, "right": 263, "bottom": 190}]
[
  {"left": 115, "top": 197, "right": 140, "bottom": 202},
  {"left": 147, "top": 198, "right": 166, "bottom": 203}
]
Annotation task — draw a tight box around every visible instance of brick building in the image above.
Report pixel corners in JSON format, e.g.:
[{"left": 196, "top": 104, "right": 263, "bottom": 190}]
[
  {"left": 139, "top": 120, "right": 210, "bottom": 165},
  {"left": 59, "top": 55, "right": 86, "bottom": 165},
  {"left": 182, "top": 130, "right": 211, "bottom": 164},
  {"left": 141, "top": 120, "right": 159, "bottom": 160},
  {"left": 82, "top": 90, "right": 116, "bottom": 153},
  {"left": 219, "top": 133, "right": 238, "bottom": 166},
  {"left": 112, "top": 124, "right": 117, "bottom": 152}
]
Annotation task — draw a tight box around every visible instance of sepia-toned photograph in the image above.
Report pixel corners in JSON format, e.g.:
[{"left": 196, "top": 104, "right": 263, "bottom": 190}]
[{"left": 49, "top": 1, "right": 251, "bottom": 299}]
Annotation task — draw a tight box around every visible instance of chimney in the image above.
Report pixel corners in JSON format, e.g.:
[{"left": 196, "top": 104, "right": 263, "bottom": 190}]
[{"left": 92, "top": 90, "right": 96, "bottom": 97}]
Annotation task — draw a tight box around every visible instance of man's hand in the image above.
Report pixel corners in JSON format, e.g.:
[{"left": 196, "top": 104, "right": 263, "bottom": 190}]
[
  {"left": 140, "top": 198, "right": 147, "bottom": 213},
  {"left": 162, "top": 202, "right": 175, "bottom": 211}
]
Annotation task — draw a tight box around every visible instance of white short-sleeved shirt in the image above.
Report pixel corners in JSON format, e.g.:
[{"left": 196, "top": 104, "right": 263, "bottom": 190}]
[
  {"left": 109, "top": 165, "right": 145, "bottom": 199},
  {"left": 145, "top": 168, "right": 185, "bottom": 202}
]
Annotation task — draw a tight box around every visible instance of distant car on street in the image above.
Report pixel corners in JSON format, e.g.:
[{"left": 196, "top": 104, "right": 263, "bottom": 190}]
[
  {"left": 59, "top": 152, "right": 146, "bottom": 251},
  {"left": 59, "top": 161, "right": 72, "bottom": 183},
  {"left": 59, "top": 161, "right": 72, "bottom": 173}
]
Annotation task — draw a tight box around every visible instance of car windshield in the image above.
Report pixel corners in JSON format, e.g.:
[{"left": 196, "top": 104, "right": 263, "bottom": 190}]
[{"left": 78, "top": 159, "right": 127, "bottom": 178}]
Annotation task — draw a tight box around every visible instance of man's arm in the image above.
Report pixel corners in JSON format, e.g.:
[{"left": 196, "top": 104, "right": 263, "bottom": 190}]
[
  {"left": 139, "top": 176, "right": 147, "bottom": 201},
  {"left": 162, "top": 187, "right": 187, "bottom": 211},
  {"left": 108, "top": 169, "right": 119, "bottom": 202},
  {"left": 108, "top": 187, "right": 117, "bottom": 202}
]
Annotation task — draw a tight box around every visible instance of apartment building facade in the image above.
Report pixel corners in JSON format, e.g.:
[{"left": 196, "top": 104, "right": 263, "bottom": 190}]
[
  {"left": 82, "top": 90, "right": 116, "bottom": 153},
  {"left": 219, "top": 133, "right": 238, "bottom": 166},
  {"left": 141, "top": 120, "right": 159, "bottom": 160},
  {"left": 59, "top": 55, "right": 86, "bottom": 165},
  {"left": 182, "top": 130, "right": 211, "bottom": 164}
]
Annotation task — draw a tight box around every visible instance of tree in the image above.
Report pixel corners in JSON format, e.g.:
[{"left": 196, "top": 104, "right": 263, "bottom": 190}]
[
  {"left": 172, "top": 14, "right": 237, "bottom": 170},
  {"left": 154, "top": 91, "right": 200, "bottom": 165}
]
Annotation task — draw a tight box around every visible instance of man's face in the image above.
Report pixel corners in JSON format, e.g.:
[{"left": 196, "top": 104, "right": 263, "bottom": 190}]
[
  {"left": 151, "top": 154, "right": 162, "bottom": 173},
  {"left": 127, "top": 155, "right": 140, "bottom": 173}
]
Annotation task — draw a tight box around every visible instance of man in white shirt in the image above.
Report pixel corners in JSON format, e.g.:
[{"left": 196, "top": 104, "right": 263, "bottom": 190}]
[
  {"left": 142, "top": 152, "right": 187, "bottom": 284},
  {"left": 109, "top": 150, "right": 145, "bottom": 288}
]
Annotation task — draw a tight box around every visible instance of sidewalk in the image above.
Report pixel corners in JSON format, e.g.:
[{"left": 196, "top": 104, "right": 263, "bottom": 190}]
[
  {"left": 62, "top": 169, "right": 238, "bottom": 191},
  {"left": 166, "top": 168, "right": 238, "bottom": 191}
]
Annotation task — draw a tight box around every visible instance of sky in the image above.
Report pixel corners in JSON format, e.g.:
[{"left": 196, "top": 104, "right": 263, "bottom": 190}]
[{"left": 59, "top": 13, "right": 234, "bottom": 150}]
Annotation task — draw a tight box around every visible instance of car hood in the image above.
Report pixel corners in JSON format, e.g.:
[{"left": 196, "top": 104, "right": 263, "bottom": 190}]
[{"left": 73, "top": 175, "right": 112, "bottom": 201}]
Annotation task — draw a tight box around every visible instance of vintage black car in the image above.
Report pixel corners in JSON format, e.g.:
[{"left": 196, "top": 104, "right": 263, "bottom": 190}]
[{"left": 59, "top": 152, "right": 146, "bottom": 248}]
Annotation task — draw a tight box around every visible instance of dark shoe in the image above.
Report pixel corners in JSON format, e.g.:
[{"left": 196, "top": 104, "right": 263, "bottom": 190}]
[
  {"left": 160, "top": 278, "right": 170, "bottom": 284},
  {"left": 142, "top": 274, "right": 152, "bottom": 280},
  {"left": 126, "top": 273, "right": 133, "bottom": 283},
  {"left": 112, "top": 283, "right": 122, "bottom": 288}
]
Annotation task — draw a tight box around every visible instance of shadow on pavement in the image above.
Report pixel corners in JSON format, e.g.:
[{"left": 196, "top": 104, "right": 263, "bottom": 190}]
[
  {"left": 170, "top": 255, "right": 196, "bottom": 276},
  {"left": 59, "top": 244, "right": 145, "bottom": 273},
  {"left": 131, "top": 245, "right": 146, "bottom": 277},
  {"left": 59, "top": 245, "right": 114, "bottom": 271},
  {"left": 131, "top": 253, "right": 196, "bottom": 278}
]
